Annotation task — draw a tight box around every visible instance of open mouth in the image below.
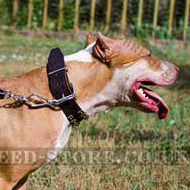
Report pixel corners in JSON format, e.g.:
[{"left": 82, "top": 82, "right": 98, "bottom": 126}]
[{"left": 132, "top": 80, "right": 169, "bottom": 119}]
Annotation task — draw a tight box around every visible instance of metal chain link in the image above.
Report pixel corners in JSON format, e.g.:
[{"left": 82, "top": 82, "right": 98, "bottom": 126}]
[
  {"left": 0, "top": 89, "right": 75, "bottom": 109},
  {"left": 0, "top": 89, "right": 27, "bottom": 108}
]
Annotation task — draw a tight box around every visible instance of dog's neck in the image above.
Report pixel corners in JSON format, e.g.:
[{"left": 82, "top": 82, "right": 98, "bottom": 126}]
[
  {"left": 0, "top": 43, "right": 124, "bottom": 117},
  {"left": 65, "top": 43, "right": 119, "bottom": 116}
]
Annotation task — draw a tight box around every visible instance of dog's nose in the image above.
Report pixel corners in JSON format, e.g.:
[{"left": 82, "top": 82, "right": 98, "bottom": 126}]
[
  {"left": 164, "top": 60, "right": 179, "bottom": 76},
  {"left": 162, "top": 61, "right": 179, "bottom": 84}
]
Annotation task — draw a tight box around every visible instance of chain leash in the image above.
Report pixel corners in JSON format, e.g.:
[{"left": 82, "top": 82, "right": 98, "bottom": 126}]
[{"left": 0, "top": 89, "right": 75, "bottom": 109}]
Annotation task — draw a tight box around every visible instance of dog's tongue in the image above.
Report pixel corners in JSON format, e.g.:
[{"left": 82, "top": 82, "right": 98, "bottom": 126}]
[{"left": 144, "top": 89, "right": 169, "bottom": 119}]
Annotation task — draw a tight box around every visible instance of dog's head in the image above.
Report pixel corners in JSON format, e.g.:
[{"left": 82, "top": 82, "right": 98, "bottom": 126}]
[{"left": 87, "top": 33, "right": 179, "bottom": 119}]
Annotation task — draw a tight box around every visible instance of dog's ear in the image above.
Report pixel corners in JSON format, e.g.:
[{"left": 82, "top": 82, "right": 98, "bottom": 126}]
[
  {"left": 92, "top": 32, "right": 114, "bottom": 66},
  {"left": 93, "top": 32, "right": 151, "bottom": 67},
  {"left": 85, "top": 33, "right": 96, "bottom": 47}
]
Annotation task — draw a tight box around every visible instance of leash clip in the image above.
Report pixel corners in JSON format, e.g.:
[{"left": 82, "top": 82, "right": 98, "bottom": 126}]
[{"left": 49, "top": 93, "right": 75, "bottom": 106}]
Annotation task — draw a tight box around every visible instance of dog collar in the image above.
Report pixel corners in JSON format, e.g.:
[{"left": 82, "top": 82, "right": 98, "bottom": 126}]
[{"left": 47, "top": 48, "right": 89, "bottom": 127}]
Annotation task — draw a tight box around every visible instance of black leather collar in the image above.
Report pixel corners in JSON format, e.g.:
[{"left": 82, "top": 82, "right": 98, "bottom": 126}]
[{"left": 47, "top": 48, "right": 89, "bottom": 126}]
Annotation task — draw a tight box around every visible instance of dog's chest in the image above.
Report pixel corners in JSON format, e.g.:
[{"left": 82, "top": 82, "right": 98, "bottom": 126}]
[{"left": 46, "top": 113, "right": 72, "bottom": 162}]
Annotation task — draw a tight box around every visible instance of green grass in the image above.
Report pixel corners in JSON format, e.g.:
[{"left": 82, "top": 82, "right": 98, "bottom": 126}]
[
  {"left": 0, "top": 34, "right": 190, "bottom": 190},
  {"left": 0, "top": 34, "right": 83, "bottom": 76}
]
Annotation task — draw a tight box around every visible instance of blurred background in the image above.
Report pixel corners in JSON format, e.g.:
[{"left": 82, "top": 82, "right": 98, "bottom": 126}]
[
  {"left": 1, "top": 1, "right": 190, "bottom": 190},
  {"left": 0, "top": 0, "right": 190, "bottom": 41}
]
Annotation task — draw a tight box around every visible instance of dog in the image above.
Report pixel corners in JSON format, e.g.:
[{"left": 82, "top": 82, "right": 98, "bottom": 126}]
[{"left": 0, "top": 33, "right": 179, "bottom": 190}]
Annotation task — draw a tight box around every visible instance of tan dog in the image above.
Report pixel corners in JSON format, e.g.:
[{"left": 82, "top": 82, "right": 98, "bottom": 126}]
[{"left": 0, "top": 33, "right": 179, "bottom": 190}]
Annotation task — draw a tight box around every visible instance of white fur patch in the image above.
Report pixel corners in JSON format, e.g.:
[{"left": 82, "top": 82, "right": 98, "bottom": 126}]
[
  {"left": 46, "top": 114, "right": 72, "bottom": 162},
  {"left": 65, "top": 42, "right": 95, "bottom": 63}
]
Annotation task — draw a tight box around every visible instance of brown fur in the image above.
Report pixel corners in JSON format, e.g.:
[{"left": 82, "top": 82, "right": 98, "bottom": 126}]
[
  {"left": 146, "top": 57, "right": 161, "bottom": 70},
  {"left": 0, "top": 67, "right": 63, "bottom": 189},
  {"left": 85, "top": 33, "right": 96, "bottom": 47},
  {"left": 0, "top": 55, "right": 114, "bottom": 189},
  {"left": 92, "top": 33, "right": 161, "bottom": 70},
  {"left": 66, "top": 59, "right": 113, "bottom": 101}
]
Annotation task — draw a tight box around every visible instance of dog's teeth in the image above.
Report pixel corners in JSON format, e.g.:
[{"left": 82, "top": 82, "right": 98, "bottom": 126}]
[
  {"left": 137, "top": 88, "right": 143, "bottom": 94},
  {"left": 137, "top": 88, "right": 145, "bottom": 97},
  {"left": 137, "top": 88, "right": 149, "bottom": 99}
]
